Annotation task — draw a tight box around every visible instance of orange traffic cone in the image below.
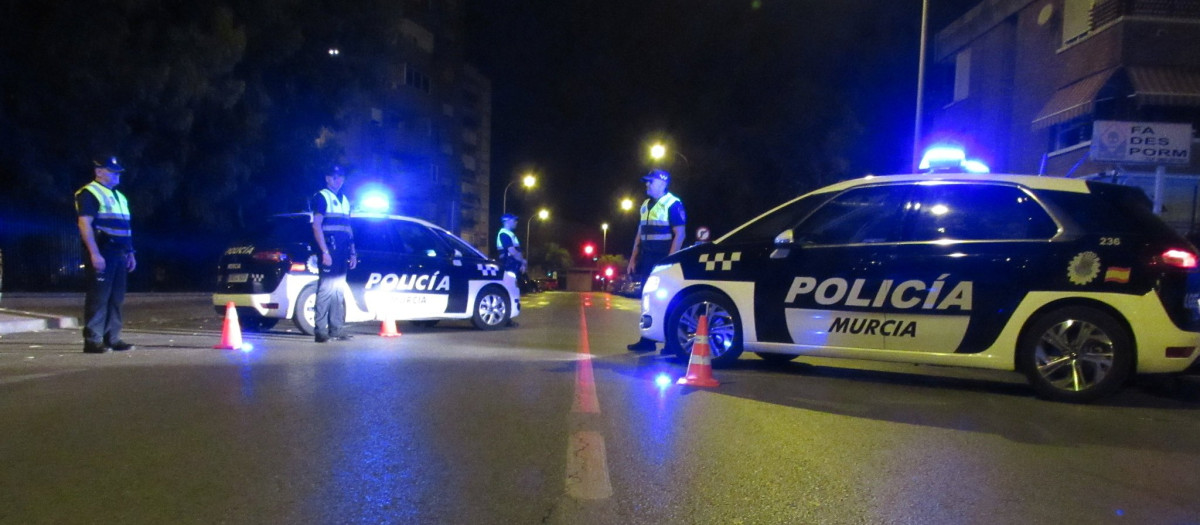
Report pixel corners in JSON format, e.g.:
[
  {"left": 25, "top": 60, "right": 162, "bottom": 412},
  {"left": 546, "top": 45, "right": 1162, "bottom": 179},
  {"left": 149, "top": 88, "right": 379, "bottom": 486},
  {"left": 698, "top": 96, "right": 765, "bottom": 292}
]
[
  {"left": 379, "top": 314, "right": 402, "bottom": 337},
  {"left": 677, "top": 314, "right": 720, "bottom": 387},
  {"left": 214, "top": 302, "right": 244, "bottom": 350}
]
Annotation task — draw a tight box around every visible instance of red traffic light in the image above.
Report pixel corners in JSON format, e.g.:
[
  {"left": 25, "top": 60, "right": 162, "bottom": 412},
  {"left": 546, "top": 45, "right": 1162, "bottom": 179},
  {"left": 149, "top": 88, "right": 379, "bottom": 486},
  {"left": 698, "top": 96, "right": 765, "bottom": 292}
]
[
  {"left": 583, "top": 244, "right": 595, "bottom": 256},
  {"left": 604, "top": 266, "right": 614, "bottom": 278}
]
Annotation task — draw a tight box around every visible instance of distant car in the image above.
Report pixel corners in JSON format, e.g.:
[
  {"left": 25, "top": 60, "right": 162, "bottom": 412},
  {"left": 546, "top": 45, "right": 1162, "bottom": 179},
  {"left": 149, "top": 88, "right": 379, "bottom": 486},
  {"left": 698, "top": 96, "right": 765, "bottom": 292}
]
[
  {"left": 612, "top": 275, "right": 642, "bottom": 298},
  {"left": 213, "top": 213, "right": 520, "bottom": 333},
  {"left": 641, "top": 173, "right": 1200, "bottom": 402}
]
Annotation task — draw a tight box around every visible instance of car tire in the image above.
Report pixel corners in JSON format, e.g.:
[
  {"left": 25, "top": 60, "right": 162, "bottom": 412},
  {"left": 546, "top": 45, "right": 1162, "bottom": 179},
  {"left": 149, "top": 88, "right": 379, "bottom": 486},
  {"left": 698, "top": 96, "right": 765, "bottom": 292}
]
[
  {"left": 664, "top": 290, "right": 743, "bottom": 366},
  {"left": 755, "top": 352, "right": 798, "bottom": 363},
  {"left": 242, "top": 316, "right": 280, "bottom": 332},
  {"left": 293, "top": 284, "right": 317, "bottom": 336},
  {"left": 1017, "top": 306, "right": 1133, "bottom": 403},
  {"left": 472, "top": 286, "right": 510, "bottom": 330}
]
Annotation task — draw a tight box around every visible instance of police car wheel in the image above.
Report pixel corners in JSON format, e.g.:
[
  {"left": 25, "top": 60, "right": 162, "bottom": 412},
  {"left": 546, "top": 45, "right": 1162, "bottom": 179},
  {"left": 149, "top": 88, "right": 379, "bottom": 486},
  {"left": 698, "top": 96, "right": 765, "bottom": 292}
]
[
  {"left": 472, "top": 286, "right": 510, "bottom": 330},
  {"left": 293, "top": 284, "right": 318, "bottom": 336},
  {"left": 1018, "top": 306, "right": 1133, "bottom": 403},
  {"left": 665, "top": 291, "right": 743, "bottom": 366}
]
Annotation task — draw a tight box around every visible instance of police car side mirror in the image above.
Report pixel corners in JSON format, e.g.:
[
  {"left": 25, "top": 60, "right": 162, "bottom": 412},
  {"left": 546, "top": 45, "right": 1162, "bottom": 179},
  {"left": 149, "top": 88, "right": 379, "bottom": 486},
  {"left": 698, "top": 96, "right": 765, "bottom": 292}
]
[
  {"left": 774, "top": 229, "right": 795, "bottom": 246},
  {"left": 454, "top": 249, "right": 463, "bottom": 258}
]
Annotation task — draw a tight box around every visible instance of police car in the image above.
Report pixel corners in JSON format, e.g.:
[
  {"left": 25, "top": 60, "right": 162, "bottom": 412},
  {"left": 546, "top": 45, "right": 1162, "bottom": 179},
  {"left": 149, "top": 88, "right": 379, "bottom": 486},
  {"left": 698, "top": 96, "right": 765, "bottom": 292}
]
[
  {"left": 213, "top": 213, "right": 520, "bottom": 333},
  {"left": 641, "top": 173, "right": 1200, "bottom": 402}
]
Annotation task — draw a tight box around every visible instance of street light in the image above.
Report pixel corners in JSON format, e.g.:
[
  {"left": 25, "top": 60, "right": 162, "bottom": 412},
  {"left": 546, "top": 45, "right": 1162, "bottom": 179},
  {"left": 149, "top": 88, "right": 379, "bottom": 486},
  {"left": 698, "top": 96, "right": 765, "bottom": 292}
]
[
  {"left": 620, "top": 198, "right": 634, "bottom": 212},
  {"left": 526, "top": 208, "right": 549, "bottom": 262},
  {"left": 502, "top": 173, "right": 537, "bottom": 215},
  {"left": 601, "top": 223, "right": 609, "bottom": 256},
  {"left": 649, "top": 142, "right": 689, "bottom": 165}
]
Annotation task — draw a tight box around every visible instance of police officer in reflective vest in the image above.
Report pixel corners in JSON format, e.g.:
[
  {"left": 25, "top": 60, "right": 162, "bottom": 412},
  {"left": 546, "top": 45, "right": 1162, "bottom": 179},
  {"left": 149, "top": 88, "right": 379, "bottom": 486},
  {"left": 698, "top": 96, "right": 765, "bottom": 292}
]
[
  {"left": 627, "top": 169, "right": 686, "bottom": 352},
  {"left": 75, "top": 156, "right": 137, "bottom": 353},
  {"left": 311, "top": 165, "right": 357, "bottom": 343},
  {"left": 496, "top": 213, "right": 527, "bottom": 277}
]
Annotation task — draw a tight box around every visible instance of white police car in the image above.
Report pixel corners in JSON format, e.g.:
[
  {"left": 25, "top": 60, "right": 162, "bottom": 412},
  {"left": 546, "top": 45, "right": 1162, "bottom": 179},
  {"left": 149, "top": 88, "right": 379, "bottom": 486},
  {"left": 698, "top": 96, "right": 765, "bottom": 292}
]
[
  {"left": 641, "top": 173, "right": 1200, "bottom": 402},
  {"left": 213, "top": 213, "right": 520, "bottom": 333}
]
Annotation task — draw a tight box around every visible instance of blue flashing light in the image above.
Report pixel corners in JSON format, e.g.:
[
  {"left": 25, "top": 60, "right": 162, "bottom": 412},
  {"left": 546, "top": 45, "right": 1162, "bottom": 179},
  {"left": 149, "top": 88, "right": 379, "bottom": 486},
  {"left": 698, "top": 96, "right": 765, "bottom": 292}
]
[
  {"left": 240, "top": 343, "right": 254, "bottom": 352},
  {"left": 654, "top": 374, "right": 673, "bottom": 388},
  {"left": 360, "top": 192, "right": 391, "bottom": 213},
  {"left": 962, "top": 159, "right": 991, "bottom": 173},
  {"left": 918, "top": 146, "right": 966, "bottom": 171}
]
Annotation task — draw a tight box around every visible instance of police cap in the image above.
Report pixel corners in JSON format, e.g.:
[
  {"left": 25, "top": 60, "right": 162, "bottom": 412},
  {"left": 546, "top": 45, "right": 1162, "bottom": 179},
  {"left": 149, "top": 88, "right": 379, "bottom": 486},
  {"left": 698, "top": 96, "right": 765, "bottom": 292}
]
[
  {"left": 642, "top": 169, "right": 670, "bottom": 182},
  {"left": 93, "top": 156, "right": 124, "bottom": 173},
  {"left": 500, "top": 213, "right": 518, "bottom": 222}
]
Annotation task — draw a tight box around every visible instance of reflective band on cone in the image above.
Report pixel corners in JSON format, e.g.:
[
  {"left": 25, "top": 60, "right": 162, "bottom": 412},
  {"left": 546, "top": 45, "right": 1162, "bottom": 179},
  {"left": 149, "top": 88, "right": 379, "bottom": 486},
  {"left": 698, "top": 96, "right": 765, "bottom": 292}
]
[{"left": 677, "top": 315, "right": 720, "bottom": 388}]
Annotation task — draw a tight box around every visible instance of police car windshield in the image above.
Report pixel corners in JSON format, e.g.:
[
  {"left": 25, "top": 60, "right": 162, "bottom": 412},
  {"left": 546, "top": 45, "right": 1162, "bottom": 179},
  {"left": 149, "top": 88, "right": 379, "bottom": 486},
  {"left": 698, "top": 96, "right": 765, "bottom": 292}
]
[
  {"left": 435, "top": 229, "right": 486, "bottom": 259},
  {"left": 719, "top": 192, "right": 832, "bottom": 245}
]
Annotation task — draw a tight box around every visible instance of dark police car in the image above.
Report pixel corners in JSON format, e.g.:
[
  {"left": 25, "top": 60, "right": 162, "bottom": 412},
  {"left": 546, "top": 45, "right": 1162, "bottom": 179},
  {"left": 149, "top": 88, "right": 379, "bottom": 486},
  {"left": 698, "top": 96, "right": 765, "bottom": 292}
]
[
  {"left": 213, "top": 213, "right": 520, "bottom": 333},
  {"left": 641, "top": 173, "right": 1200, "bottom": 402}
]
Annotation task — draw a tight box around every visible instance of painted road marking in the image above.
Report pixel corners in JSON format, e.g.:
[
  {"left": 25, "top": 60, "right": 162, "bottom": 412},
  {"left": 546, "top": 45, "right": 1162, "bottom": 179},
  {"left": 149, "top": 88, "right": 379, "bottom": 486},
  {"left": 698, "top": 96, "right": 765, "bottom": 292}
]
[{"left": 565, "top": 296, "right": 612, "bottom": 500}]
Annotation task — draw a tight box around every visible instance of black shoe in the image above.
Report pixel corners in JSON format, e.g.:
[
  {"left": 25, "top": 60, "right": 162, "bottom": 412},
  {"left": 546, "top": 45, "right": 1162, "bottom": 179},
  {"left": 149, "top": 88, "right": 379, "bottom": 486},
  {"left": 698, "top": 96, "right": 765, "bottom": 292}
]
[
  {"left": 315, "top": 335, "right": 329, "bottom": 343},
  {"left": 108, "top": 341, "right": 135, "bottom": 351},
  {"left": 626, "top": 339, "right": 657, "bottom": 352},
  {"left": 332, "top": 335, "right": 354, "bottom": 341},
  {"left": 83, "top": 342, "right": 110, "bottom": 354}
]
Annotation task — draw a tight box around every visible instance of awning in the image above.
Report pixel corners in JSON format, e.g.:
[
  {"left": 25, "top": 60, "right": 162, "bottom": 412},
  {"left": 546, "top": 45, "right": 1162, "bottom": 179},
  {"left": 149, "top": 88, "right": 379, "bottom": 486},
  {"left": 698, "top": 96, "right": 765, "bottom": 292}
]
[
  {"left": 1032, "top": 68, "right": 1118, "bottom": 129},
  {"left": 1128, "top": 67, "right": 1200, "bottom": 107}
]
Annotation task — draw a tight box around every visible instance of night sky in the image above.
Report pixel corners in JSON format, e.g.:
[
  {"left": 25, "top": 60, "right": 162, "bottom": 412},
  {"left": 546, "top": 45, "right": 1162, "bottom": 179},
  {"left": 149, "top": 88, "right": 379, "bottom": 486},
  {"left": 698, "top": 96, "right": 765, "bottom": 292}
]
[{"left": 465, "top": 0, "right": 979, "bottom": 253}]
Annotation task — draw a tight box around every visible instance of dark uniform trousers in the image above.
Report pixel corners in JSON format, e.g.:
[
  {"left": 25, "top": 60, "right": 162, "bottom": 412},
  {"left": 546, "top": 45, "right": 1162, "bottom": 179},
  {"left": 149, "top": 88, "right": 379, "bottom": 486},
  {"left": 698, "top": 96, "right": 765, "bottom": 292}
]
[
  {"left": 314, "top": 233, "right": 351, "bottom": 338},
  {"left": 83, "top": 242, "right": 128, "bottom": 345}
]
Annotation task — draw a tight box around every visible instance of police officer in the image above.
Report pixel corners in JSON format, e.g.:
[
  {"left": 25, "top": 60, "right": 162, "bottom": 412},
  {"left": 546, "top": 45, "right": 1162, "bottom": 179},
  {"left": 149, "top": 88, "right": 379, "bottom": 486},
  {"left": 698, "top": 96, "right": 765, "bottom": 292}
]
[
  {"left": 311, "top": 165, "right": 357, "bottom": 343},
  {"left": 626, "top": 169, "right": 686, "bottom": 352},
  {"left": 496, "top": 213, "right": 527, "bottom": 276},
  {"left": 75, "top": 156, "right": 136, "bottom": 353}
]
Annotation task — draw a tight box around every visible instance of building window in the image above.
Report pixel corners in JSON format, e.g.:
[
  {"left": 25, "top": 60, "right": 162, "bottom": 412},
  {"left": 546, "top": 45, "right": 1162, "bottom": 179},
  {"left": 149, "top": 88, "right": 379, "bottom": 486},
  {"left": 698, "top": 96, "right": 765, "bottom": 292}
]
[
  {"left": 953, "top": 49, "right": 971, "bottom": 102},
  {"left": 1062, "top": 0, "right": 1094, "bottom": 45},
  {"left": 1048, "top": 117, "right": 1093, "bottom": 152},
  {"left": 403, "top": 64, "right": 431, "bottom": 94}
]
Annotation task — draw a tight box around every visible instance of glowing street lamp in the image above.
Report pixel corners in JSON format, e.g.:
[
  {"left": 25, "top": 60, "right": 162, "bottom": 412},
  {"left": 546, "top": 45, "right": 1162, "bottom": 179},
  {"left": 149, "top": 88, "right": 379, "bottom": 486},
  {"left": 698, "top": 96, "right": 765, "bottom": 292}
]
[
  {"left": 526, "top": 208, "right": 550, "bottom": 261},
  {"left": 502, "top": 173, "right": 537, "bottom": 215},
  {"left": 601, "top": 223, "right": 609, "bottom": 256},
  {"left": 620, "top": 198, "right": 634, "bottom": 212},
  {"left": 648, "top": 142, "right": 689, "bottom": 164}
]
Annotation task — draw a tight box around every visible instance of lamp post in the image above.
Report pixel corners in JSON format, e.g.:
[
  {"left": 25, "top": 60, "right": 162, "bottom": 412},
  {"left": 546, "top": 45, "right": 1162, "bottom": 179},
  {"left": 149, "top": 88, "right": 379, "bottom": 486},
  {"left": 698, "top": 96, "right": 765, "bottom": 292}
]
[
  {"left": 649, "top": 142, "right": 690, "bottom": 165},
  {"left": 620, "top": 198, "right": 634, "bottom": 212},
  {"left": 526, "top": 208, "right": 549, "bottom": 262},
  {"left": 502, "top": 173, "right": 537, "bottom": 215},
  {"left": 912, "top": 0, "right": 929, "bottom": 172},
  {"left": 601, "top": 223, "right": 609, "bottom": 256}
]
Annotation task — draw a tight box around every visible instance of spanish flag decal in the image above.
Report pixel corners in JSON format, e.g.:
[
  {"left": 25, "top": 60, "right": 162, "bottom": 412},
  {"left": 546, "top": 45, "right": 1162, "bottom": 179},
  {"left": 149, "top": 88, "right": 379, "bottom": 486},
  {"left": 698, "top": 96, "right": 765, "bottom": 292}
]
[{"left": 1104, "top": 266, "right": 1131, "bottom": 283}]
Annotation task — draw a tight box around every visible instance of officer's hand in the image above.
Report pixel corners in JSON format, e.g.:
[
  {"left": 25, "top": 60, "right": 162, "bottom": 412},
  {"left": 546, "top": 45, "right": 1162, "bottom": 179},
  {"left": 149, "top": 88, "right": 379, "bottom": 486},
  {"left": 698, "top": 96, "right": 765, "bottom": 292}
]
[
  {"left": 126, "top": 253, "right": 137, "bottom": 273},
  {"left": 520, "top": 263, "right": 527, "bottom": 273},
  {"left": 626, "top": 259, "right": 635, "bottom": 275},
  {"left": 349, "top": 253, "right": 358, "bottom": 270},
  {"left": 92, "top": 253, "right": 106, "bottom": 273},
  {"left": 321, "top": 252, "right": 333, "bottom": 267}
]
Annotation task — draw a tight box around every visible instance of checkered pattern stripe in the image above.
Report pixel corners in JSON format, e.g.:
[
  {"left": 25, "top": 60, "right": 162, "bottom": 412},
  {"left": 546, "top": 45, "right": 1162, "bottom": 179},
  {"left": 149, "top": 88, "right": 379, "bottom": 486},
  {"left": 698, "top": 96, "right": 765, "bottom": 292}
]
[
  {"left": 477, "top": 263, "right": 499, "bottom": 276},
  {"left": 699, "top": 252, "right": 742, "bottom": 271}
]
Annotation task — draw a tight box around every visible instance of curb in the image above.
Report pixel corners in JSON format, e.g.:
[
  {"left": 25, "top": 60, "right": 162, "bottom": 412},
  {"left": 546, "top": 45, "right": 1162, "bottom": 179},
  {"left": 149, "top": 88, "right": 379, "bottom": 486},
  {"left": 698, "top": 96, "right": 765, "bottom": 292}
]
[{"left": 0, "top": 309, "right": 79, "bottom": 335}]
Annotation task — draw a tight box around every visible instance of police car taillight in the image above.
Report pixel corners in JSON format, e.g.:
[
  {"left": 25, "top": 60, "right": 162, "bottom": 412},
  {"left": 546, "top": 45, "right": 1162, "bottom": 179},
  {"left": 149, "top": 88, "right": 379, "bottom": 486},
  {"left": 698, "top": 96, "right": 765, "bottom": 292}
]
[
  {"left": 1159, "top": 249, "right": 1198, "bottom": 269},
  {"left": 251, "top": 250, "right": 288, "bottom": 264}
]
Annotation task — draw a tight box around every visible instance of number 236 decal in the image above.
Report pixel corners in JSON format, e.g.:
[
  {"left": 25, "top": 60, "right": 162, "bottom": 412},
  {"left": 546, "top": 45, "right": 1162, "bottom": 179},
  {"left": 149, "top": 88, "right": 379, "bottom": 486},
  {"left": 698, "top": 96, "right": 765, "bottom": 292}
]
[{"left": 1100, "top": 237, "right": 1122, "bottom": 246}]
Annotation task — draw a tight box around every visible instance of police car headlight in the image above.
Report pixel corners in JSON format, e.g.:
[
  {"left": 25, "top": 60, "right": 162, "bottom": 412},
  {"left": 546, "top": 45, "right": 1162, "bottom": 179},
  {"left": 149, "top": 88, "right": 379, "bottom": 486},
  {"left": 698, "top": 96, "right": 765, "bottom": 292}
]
[{"left": 644, "top": 275, "right": 660, "bottom": 293}]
